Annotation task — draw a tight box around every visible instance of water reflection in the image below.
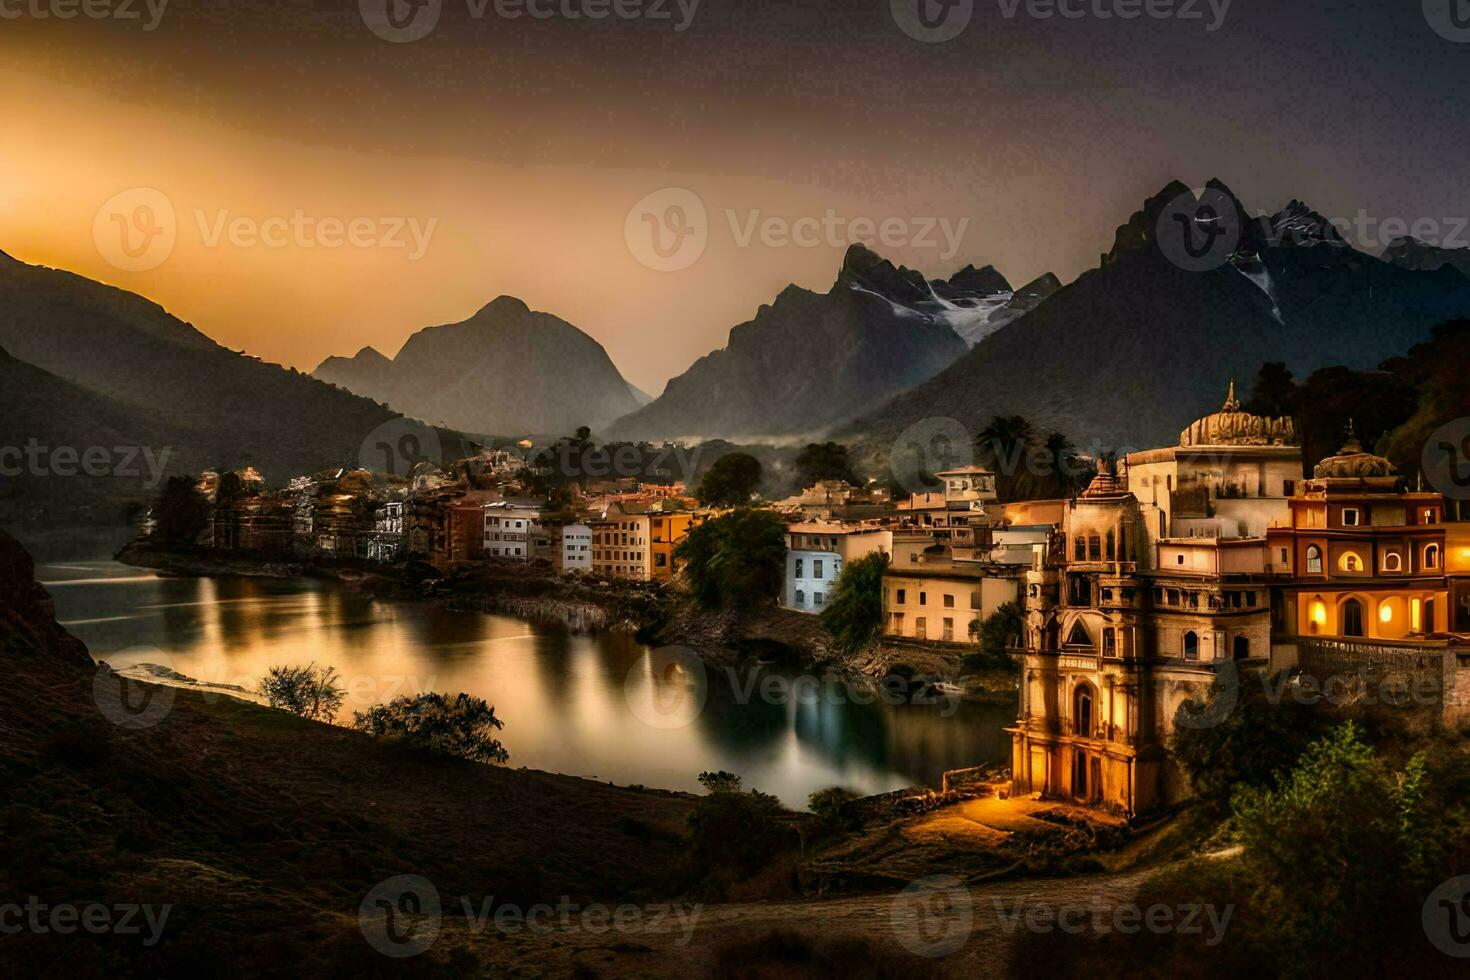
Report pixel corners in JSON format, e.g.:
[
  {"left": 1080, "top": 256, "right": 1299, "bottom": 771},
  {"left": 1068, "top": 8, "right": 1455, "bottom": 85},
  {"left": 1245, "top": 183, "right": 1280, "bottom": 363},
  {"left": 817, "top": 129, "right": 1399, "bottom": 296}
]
[{"left": 38, "top": 557, "right": 1014, "bottom": 808}]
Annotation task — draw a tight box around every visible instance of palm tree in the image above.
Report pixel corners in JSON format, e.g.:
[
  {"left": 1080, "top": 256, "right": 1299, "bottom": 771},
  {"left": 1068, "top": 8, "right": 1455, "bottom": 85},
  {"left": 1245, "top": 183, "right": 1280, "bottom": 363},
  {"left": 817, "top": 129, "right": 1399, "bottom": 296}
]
[
  {"left": 976, "top": 415, "right": 1036, "bottom": 499},
  {"left": 1043, "top": 431, "right": 1077, "bottom": 497}
]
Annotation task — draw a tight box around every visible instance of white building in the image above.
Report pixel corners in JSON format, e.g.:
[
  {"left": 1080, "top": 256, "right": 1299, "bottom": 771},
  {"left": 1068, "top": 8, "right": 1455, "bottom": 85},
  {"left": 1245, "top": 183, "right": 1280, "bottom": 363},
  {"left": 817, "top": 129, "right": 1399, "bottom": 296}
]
[
  {"left": 560, "top": 524, "right": 592, "bottom": 574},
  {"left": 782, "top": 522, "right": 892, "bottom": 614},
  {"left": 484, "top": 502, "right": 544, "bottom": 560}
]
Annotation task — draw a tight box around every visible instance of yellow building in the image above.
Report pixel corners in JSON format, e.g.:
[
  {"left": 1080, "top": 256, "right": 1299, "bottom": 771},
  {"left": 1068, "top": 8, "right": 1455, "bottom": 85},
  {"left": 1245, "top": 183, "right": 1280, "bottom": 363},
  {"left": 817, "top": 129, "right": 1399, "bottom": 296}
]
[{"left": 883, "top": 555, "right": 1020, "bottom": 644}]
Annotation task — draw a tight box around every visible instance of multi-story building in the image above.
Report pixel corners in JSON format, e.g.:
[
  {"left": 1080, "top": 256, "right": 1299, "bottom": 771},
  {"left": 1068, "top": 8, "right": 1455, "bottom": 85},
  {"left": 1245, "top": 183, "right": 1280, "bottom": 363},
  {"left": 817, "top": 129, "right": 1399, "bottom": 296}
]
[
  {"left": 1009, "top": 394, "right": 1298, "bottom": 815},
  {"left": 649, "top": 512, "right": 698, "bottom": 581},
  {"left": 883, "top": 553, "right": 1022, "bottom": 643},
  {"left": 560, "top": 524, "right": 592, "bottom": 574},
  {"left": 590, "top": 503, "right": 654, "bottom": 580},
  {"left": 895, "top": 465, "right": 1000, "bottom": 542},
  {"left": 483, "top": 501, "right": 544, "bottom": 561},
  {"left": 781, "top": 522, "right": 892, "bottom": 614},
  {"left": 1266, "top": 429, "right": 1451, "bottom": 648}
]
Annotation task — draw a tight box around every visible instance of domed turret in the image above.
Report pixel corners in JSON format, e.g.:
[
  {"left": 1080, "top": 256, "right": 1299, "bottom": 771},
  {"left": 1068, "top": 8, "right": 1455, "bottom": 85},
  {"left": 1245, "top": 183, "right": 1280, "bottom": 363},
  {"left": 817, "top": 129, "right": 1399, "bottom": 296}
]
[
  {"left": 1179, "top": 381, "right": 1297, "bottom": 448},
  {"left": 1312, "top": 422, "right": 1397, "bottom": 480}
]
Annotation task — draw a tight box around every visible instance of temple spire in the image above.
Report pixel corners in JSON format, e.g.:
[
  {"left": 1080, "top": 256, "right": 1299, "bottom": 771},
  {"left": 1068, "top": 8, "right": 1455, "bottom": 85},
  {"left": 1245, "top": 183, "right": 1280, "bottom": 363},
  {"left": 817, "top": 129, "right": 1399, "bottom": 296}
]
[{"left": 1222, "top": 379, "right": 1240, "bottom": 412}]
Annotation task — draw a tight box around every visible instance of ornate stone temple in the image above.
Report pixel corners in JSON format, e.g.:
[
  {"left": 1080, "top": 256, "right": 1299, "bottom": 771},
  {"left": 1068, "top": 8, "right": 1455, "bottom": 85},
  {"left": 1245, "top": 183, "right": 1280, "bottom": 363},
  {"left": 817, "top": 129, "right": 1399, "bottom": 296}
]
[{"left": 1178, "top": 381, "right": 1297, "bottom": 449}]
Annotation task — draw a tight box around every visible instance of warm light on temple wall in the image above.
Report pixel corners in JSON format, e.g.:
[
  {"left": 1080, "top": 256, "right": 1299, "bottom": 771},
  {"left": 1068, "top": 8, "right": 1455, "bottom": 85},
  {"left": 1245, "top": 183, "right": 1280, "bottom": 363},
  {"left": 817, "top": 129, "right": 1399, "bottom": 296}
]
[
  {"left": 1411, "top": 598, "right": 1422, "bottom": 630},
  {"left": 1309, "top": 599, "right": 1327, "bottom": 627}
]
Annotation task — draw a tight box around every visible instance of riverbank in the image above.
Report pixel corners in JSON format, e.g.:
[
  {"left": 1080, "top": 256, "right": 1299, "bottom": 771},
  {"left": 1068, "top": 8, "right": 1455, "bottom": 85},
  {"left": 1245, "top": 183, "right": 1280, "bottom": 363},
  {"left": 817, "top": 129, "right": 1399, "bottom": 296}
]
[{"left": 115, "top": 538, "right": 1019, "bottom": 702}]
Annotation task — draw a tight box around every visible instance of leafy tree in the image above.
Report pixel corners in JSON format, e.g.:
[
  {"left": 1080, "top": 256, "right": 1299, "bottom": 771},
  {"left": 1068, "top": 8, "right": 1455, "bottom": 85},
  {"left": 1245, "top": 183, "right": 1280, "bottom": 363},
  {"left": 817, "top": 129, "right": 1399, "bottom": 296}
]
[
  {"left": 676, "top": 508, "right": 787, "bottom": 608},
  {"left": 698, "top": 770, "right": 743, "bottom": 794},
  {"left": 808, "top": 786, "right": 860, "bottom": 832},
  {"left": 1233, "top": 724, "right": 1437, "bottom": 967},
  {"left": 696, "top": 452, "right": 763, "bottom": 506},
  {"left": 1041, "top": 431, "right": 1079, "bottom": 497},
  {"left": 151, "top": 475, "right": 211, "bottom": 545},
  {"left": 352, "top": 692, "right": 509, "bottom": 765},
  {"left": 1246, "top": 361, "right": 1296, "bottom": 418},
  {"left": 257, "top": 662, "right": 347, "bottom": 722},
  {"left": 965, "top": 600, "right": 1023, "bottom": 669},
  {"left": 794, "top": 441, "right": 857, "bottom": 487},
  {"left": 818, "top": 552, "right": 888, "bottom": 653},
  {"left": 1169, "top": 669, "right": 1329, "bottom": 803}
]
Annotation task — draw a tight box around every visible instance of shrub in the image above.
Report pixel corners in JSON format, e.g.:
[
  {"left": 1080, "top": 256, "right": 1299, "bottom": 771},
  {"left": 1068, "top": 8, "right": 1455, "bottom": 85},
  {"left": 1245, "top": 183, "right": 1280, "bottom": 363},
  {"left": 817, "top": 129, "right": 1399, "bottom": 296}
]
[
  {"left": 352, "top": 692, "right": 509, "bottom": 764},
  {"left": 808, "top": 786, "right": 860, "bottom": 834},
  {"left": 687, "top": 787, "right": 795, "bottom": 878},
  {"left": 964, "top": 600, "right": 1023, "bottom": 669},
  {"left": 257, "top": 662, "right": 346, "bottom": 722},
  {"left": 698, "top": 770, "right": 743, "bottom": 794}
]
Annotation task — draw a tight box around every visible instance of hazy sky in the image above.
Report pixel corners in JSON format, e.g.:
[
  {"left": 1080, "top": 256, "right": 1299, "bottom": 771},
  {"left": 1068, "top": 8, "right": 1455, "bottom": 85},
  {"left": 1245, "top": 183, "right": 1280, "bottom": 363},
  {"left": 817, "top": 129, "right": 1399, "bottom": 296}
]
[{"left": 3, "top": 0, "right": 1467, "bottom": 394}]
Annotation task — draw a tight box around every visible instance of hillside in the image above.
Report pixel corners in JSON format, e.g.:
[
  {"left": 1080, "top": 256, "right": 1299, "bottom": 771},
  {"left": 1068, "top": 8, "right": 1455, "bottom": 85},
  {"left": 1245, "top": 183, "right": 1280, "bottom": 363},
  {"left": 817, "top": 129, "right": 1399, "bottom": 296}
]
[
  {"left": 314, "top": 296, "right": 641, "bottom": 436},
  {"left": 0, "top": 529, "right": 697, "bottom": 975},
  {"left": 0, "top": 252, "right": 405, "bottom": 488}
]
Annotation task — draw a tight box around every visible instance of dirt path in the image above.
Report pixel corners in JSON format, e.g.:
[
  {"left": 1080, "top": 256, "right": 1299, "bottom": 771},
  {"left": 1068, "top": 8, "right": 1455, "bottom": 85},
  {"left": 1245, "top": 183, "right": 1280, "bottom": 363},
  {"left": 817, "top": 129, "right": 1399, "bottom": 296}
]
[{"left": 436, "top": 862, "right": 1165, "bottom": 977}]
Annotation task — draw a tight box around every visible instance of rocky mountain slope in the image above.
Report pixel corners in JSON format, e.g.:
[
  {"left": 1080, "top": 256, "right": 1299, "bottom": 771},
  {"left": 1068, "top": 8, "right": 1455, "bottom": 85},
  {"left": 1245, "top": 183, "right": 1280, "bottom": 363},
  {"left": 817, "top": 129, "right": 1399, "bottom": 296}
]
[
  {"left": 313, "top": 296, "right": 641, "bottom": 436},
  {"left": 608, "top": 244, "right": 1032, "bottom": 441},
  {"left": 1382, "top": 236, "right": 1470, "bottom": 277},
  {"left": 841, "top": 179, "right": 1470, "bottom": 454}
]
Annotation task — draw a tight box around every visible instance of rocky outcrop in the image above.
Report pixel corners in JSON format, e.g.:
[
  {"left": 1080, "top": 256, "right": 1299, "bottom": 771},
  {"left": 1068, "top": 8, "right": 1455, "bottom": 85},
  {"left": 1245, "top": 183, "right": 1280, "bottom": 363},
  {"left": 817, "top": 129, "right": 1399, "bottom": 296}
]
[{"left": 0, "top": 529, "right": 92, "bottom": 667}]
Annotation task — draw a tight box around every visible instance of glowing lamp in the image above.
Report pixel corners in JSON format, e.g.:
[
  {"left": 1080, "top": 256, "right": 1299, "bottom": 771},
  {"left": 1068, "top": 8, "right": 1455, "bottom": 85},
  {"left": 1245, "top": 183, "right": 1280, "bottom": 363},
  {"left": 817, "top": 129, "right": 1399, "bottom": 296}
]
[
  {"left": 1411, "top": 598, "right": 1422, "bottom": 630},
  {"left": 1379, "top": 604, "right": 1393, "bottom": 624},
  {"left": 1309, "top": 599, "right": 1327, "bottom": 627}
]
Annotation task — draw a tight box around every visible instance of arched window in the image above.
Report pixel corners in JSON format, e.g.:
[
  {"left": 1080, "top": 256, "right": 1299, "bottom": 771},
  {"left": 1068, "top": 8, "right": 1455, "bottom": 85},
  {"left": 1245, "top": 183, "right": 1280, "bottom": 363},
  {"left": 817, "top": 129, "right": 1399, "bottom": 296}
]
[
  {"left": 1425, "top": 544, "right": 1441, "bottom": 569},
  {"left": 1233, "top": 635, "right": 1250, "bottom": 660},
  {"left": 1088, "top": 536, "right": 1101, "bottom": 560},
  {"left": 1066, "top": 621, "right": 1092, "bottom": 648},
  {"left": 794, "top": 589, "right": 805, "bottom": 608},
  {"left": 1382, "top": 552, "right": 1402, "bottom": 573},
  {"left": 1342, "top": 598, "right": 1365, "bottom": 637},
  {"left": 1183, "top": 630, "right": 1199, "bottom": 660},
  {"left": 1340, "top": 553, "right": 1361, "bottom": 572},
  {"left": 1074, "top": 535, "right": 1085, "bottom": 560},
  {"left": 1073, "top": 683, "right": 1095, "bottom": 738},
  {"left": 1306, "top": 545, "right": 1322, "bottom": 574}
]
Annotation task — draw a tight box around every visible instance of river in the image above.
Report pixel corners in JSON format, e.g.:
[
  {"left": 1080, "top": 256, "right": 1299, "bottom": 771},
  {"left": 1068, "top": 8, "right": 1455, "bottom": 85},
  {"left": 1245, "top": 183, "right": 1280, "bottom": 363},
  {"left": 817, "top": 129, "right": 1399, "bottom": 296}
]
[{"left": 35, "top": 551, "right": 1013, "bottom": 809}]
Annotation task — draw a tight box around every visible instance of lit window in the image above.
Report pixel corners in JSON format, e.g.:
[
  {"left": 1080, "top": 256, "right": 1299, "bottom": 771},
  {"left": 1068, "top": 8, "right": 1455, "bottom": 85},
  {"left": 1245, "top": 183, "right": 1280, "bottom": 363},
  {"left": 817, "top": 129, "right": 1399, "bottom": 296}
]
[
  {"left": 1382, "top": 552, "right": 1402, "bottom": 573},
  {"left": 1425, "top": 544, "right": 1440, "bottom": 569},
  {"left": 1342, "top": 508, "right": 1360, "bottom": 527}
]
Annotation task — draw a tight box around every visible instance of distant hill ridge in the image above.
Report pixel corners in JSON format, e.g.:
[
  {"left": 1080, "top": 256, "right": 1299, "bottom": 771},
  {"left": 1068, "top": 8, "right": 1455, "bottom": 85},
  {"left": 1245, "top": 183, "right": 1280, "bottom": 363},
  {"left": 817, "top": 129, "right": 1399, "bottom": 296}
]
[{"left": 313, "top": 295, "right": 641, "bottom": 436}]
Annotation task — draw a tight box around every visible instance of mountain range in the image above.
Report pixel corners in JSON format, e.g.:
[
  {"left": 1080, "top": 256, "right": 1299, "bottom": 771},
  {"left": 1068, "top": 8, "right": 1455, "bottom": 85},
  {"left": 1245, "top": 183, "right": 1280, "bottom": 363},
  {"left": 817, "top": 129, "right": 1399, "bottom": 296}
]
[
  {"left": 313, "top": 296, "right": 642, "bottom": 436},
  {"left": 605, "top": 244, "right": 1035, "bottom": 442},
  {"left": 1383, "top": 236, "right": 1470, "bottom": 278},
  {"left": 838, "top": 179, "right": 1470, "bottom": 455}
]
